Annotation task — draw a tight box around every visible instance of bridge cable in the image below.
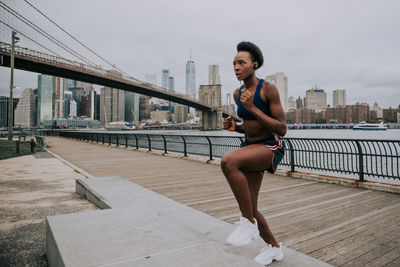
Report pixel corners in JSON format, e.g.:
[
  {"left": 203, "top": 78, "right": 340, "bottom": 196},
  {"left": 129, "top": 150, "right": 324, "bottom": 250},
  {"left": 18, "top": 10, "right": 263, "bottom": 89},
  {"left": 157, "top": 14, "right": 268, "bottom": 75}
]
[
  {"left": 0, "top": 19, "right": 63, "bottom": 58},
  {"left": 0, "top": 2, "right": 101, "bottom": 67},
  {"left": 23, "top": 0, "right": 132, "bottom": 76}
]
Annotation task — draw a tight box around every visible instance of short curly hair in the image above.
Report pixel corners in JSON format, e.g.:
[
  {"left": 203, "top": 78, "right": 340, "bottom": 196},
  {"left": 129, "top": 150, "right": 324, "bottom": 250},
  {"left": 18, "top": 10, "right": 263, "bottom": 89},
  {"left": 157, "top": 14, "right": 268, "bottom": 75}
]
[{"left": 236, "top": 41, "right": 264, "bottom": 69}]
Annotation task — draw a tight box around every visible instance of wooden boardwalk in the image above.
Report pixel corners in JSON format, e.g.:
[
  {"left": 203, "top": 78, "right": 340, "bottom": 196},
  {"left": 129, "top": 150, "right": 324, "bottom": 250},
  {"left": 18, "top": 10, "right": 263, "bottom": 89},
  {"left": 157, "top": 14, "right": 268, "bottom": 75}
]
[{"left": 47, "top": 137, "right": 400, "bottom": 267}]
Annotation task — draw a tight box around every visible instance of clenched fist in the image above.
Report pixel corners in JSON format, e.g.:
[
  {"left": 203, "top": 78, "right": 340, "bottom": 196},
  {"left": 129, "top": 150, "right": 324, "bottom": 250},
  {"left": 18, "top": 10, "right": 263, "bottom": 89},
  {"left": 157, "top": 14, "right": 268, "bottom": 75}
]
[
  {"left": 240, "top": 88, "right": 254, "bottom": 111},
  {"left": 223, "top": 115, "right": 236, "bottom": 131}
]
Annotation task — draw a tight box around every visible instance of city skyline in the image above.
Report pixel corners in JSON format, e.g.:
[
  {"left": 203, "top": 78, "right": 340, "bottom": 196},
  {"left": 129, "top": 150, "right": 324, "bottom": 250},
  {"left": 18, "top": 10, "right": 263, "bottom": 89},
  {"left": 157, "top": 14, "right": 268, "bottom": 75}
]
[{"left": 0, "top": 0, "right": 399, "bottom": 108}]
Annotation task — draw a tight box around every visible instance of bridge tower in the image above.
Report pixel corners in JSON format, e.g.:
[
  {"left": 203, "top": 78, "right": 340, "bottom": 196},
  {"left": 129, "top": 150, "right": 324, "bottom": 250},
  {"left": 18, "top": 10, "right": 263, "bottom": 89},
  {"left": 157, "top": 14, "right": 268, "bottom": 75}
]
[{"left": 198, "top": 84, "right": 222, "bottom": 130}]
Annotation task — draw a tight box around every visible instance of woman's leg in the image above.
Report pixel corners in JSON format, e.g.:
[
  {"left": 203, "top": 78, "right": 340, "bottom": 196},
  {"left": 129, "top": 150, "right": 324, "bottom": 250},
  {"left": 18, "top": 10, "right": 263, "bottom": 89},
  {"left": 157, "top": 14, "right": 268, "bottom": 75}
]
[
  {"left": 246, "top": 171, "right": 279, "bottom": 247},
  {"left": 221, "top": 144, "right": 274, "bottom": 224}
]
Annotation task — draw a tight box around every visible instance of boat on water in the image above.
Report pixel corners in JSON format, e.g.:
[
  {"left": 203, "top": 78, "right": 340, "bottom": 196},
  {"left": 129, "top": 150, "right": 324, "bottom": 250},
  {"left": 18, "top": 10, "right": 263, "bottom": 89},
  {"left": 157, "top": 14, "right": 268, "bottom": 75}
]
[
  {"left": 105, "top": 121, "right": 136, "bottom": 131},
  {"left": 352, "top": 121, "right": 387, "bottom": 131}
]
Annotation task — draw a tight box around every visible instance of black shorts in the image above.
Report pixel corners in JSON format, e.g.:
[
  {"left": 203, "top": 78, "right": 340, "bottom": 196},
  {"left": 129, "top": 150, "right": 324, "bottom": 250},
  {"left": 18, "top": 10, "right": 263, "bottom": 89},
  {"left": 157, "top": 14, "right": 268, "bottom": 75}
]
[{"left": 240, "top": 136, "right": 285, "bottom": 174}]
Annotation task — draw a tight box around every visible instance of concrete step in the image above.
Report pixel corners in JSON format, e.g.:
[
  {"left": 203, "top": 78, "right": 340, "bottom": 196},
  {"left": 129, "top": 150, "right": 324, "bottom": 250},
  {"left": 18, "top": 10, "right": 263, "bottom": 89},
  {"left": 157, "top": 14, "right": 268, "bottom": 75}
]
[{"left": 46, "top": 176, "right": 333, "bottom": 267}]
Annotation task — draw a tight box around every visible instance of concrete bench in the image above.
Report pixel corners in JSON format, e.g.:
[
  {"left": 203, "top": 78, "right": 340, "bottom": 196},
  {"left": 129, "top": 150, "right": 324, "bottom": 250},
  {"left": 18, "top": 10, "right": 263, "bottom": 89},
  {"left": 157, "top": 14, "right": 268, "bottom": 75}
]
[{"left": 46, "top": 176, "right": 332, "bottom": 267}]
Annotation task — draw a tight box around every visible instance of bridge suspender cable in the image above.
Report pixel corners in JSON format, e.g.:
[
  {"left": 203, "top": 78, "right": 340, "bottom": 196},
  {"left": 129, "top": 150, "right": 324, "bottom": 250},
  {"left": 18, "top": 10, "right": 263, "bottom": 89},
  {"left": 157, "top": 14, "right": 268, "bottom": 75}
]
[
  {"left": 0, "top": 2, "right": 101, "bottom": 67},
  {"left": 0, "top": 19, "right": 63, "bottom": 58},
  {"left": 23, "top": 0, "right": 132, "bottom": 76}
]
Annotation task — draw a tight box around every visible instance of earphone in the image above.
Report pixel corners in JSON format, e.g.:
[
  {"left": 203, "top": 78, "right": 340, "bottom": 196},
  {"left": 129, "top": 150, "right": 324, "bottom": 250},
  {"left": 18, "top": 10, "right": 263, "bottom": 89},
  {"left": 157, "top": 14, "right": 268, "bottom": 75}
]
[{"left": 253, "top": 64, "right": 257, "bottom": 70}]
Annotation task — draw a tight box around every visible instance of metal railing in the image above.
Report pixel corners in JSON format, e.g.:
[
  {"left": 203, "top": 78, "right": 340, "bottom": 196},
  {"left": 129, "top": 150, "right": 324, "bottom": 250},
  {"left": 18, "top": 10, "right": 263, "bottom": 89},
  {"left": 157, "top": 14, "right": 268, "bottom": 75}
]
[{"left": 44, "top": 131, "right": 400, "bottom": 181}]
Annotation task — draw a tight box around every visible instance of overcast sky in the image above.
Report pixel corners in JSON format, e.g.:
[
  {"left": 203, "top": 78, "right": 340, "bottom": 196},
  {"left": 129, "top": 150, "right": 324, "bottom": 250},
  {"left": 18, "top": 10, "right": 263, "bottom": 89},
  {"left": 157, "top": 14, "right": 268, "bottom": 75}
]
[{"left": 0, "top": 0, "right": 399, "bottom": 108}]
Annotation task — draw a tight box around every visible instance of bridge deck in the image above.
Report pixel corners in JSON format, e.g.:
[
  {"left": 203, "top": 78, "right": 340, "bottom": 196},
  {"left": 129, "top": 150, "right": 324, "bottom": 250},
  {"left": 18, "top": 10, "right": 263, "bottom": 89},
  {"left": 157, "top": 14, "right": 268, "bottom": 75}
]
[{"left": 47, "top": 137, "right": 400, "bottom": 267}]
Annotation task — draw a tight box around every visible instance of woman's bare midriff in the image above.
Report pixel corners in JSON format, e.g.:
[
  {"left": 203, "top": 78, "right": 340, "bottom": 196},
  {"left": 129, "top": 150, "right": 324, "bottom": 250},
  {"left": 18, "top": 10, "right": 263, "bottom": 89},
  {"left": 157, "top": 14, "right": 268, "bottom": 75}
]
[{"left": 243, "top": 120, "right": 274, "bottom": 142}]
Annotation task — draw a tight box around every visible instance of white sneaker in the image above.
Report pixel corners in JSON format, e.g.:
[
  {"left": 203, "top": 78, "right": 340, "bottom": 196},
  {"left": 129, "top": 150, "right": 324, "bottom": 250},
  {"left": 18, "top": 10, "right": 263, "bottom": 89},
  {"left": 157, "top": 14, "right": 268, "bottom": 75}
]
[
  {"left": 254, "top": 242, "right": 284, "bottom": 266},
  {"left": 226, "top": 217, "right": 259, "bottom": 246}
]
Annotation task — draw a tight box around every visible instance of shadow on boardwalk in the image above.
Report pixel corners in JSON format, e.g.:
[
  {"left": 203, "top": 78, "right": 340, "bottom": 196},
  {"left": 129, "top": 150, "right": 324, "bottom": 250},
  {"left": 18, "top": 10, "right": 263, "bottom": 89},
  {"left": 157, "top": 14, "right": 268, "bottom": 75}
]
[{"left": 46, "top": 137, "right": 400, "bottom": 267}]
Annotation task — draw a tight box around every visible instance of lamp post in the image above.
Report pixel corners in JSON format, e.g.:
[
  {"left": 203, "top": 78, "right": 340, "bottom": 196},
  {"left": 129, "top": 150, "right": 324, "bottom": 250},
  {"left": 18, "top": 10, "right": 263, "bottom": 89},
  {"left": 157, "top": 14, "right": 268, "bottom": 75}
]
[{"left": 8, "top": 31, "right": 19, "bottom": 140}]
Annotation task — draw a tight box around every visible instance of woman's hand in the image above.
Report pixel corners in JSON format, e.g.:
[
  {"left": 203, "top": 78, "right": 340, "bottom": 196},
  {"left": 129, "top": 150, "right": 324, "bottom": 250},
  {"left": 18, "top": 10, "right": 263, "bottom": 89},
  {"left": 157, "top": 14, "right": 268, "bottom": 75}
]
[
  {"left": 240, "top": 89, "right": 255, "bottom": 111},
  {"left": 223, "top": 115, "right": 236, "bottom": 131}
]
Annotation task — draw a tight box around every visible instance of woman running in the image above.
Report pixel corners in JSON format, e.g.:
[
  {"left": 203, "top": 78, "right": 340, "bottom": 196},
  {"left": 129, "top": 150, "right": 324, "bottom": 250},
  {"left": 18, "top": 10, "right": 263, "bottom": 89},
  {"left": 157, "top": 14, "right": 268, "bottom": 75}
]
[{"left": 222, "top": 41, "right": 287, "bottom": 266}]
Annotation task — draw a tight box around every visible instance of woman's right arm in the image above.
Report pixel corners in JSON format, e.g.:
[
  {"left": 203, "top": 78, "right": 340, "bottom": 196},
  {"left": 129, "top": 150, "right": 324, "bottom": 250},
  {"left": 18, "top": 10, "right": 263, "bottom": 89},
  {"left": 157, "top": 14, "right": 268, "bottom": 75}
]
[{"left": 233, "top": 89, "right": 245, "bottom": 133}]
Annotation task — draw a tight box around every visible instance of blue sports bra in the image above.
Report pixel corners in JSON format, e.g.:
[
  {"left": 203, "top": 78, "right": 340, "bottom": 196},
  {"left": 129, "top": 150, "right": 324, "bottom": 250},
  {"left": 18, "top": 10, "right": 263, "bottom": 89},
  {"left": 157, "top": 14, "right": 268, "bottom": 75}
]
[{"left": 237, "top": 79, "right": 271, "bottom": 120}]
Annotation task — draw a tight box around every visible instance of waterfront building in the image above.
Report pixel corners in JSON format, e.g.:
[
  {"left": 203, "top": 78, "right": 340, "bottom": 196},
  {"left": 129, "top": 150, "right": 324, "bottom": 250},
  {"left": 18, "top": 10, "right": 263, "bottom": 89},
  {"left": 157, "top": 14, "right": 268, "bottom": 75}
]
[
  {"left": 139, "top": 95, "right": 150, "bottom": 121},
  {"left": 0, "top": 96, "right": 19, "bottom": 128},
  {"left": 14, "top": 88, "right": 37, "bottom": 128},
  {"left": 296, "top": 96, "right": 303, "bottom": 109},
  {"left": 265, "top": 72, "right": 288, "bottom": 112},
  {"left": 383, "top": 106, "right": 400, "bottom": 122},
  {"left": 208, "top": 65, "right": 221, "bottom": 85},
  {"left": 100, "top": 87, "right": 125, "bottom": 124},
  {"left": 125, "top": 91, "right": 139, "bottom": 122},
  {"left": 95, "top": 94, "right": 100, "bottom": 121},
  {"left": 352, "top": 103, "right": 370, "bottom": 123},
  {"left": 79, "top": 92, "right": 94, "bottom": 118},
  {"left": 288, "top": 96, "right": 296, "bottom": 110},
  {"left": 333, "top": 89, "right": 346, "bottom": 107},
  {"left": 325, "top": 106, "right": 347, "bottom": 123},
  {"left": 162, "top": 69, "right": 169, "bottom": 89},
  {"left": 37, "top": 74, "right": 54, "bottom": 125},
  {"left": 68, "top": 87, "right": 85, "bottom": 116},
  {"left": 150, "top": 110, "right": 169, "bottom": 123},
  {"left": 52, "top": 77, "right": 64, "bottom": 119},
  {"left": 63, "top": 91, "right": 72, "bottom": 118},
  {"left": 371, "top": 102, "right": 383, "bottom": 119},
  {"left": 305, "top": 86, "right": 327, "bottom": 112},
  {"left": 174, "top": 104, "right": 188, "bottom": 123},
  {"left": 186, "top": 56, "right": 196, "bottom": 99},
  {"left": 70, "top": 100, "right": 77, "bottom": 118}
]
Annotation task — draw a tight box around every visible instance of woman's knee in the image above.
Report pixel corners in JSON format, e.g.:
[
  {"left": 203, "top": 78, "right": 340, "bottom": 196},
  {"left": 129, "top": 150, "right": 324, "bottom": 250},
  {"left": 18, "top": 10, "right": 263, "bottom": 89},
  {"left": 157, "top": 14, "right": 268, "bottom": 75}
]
[{"left": 221, "top": 154, "right": 238, "bottom": 173}]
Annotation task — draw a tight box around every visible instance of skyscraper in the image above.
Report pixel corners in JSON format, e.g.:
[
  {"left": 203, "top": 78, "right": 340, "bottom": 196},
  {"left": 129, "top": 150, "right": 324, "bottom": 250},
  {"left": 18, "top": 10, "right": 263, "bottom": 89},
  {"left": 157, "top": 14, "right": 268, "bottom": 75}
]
[
  {"left": 186, "top": 55, "right": 196, "bottom": 99},
  {"left": 288, "top": 96, "right": 296, "bottom": 110},
  {"left": 125, "top": 91, "right": 138, "bottom": 122},
  {"left": 0, "top": 96, "right": 19, "bottom": 128},
  {"left": 305, "top": 86, "right": 327, "bottom": 112},
  {"left": 37, "top": 74, "right": 54, "bottom": 125},
  {"left": 162, "top": 69, "right": 170, "bottom": 89},
  {"left": 168, "top": 77, "right": 175, "bottom": 92},
  {"left": 208, "top": 65, "right": 221, "bottom": 85},
  {"left": 333, "top": 89, "right": 346, "bottom": 107},
  {"left": 265, "top": 72, "right": 288, "bottom": 112},
  {"left": 14, "top": 88, "right": 37, "bottom": 128}
]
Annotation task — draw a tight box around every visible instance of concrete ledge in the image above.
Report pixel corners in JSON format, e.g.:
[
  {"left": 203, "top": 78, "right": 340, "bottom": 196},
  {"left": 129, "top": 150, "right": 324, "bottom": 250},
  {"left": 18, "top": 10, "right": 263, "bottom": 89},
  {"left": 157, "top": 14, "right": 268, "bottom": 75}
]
[{"left": 47, "top": 176, "right": 332, "bottom": 267}]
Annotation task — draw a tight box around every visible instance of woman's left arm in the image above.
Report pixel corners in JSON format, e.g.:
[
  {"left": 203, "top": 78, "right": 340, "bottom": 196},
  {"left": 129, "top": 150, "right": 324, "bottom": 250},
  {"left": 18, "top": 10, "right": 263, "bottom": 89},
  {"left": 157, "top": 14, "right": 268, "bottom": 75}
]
[{"left": 242, "top": 83, "right": 287, "bottom": 136}]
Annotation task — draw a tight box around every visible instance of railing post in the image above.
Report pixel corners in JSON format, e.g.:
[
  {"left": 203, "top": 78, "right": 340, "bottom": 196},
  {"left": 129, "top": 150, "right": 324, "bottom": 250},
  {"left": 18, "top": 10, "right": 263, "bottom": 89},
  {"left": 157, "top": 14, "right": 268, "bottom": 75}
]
[
  {"left": 108, "top": 134, "right": 111, "bottom": 145},
  {"left": 162, "top": 135, "right": 167, "bottom": 153},
  {"left": 181, "top": 136, "right": 187, "bottom": 157},
  {"left": 134, "top": 134, "right": 138, "bottom": 149},
  {"left": 124, "top": 135, "right": 128, "bottom": 148},
  {"left": 286, "top": 139, "right": 296, "bottom": 172},
  {"left": 147, "top": 135, "right": 151, "bottom": 151},
  {"left": 355, "top": 140, "right": 364, "bottom": 181},
  {"left": 102, "top": 135, "right": 105, "bottom": 144},
  {"left": 116, "top": 135, "right": 119, "bottom": 146},
  {"left": 205, "top": 136, "right": 213, "bottom": 160},
  {"left": 30, "top": 139, "right": 34, "bottom": 152},
  {"left": 16, "top": 140, "right": 20, "bottom": 154}
]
